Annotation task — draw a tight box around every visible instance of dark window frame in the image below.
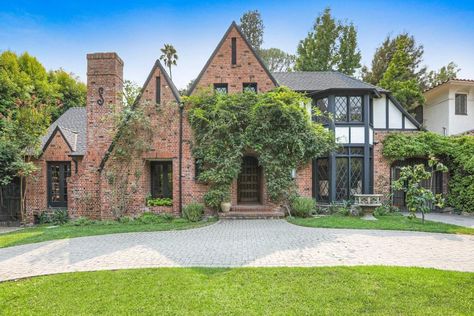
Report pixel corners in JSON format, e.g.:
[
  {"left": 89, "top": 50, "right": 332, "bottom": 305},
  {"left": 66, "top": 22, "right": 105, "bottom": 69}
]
[
  {"left": 155, "top": 76, "right": 161, "bottom": 104},
  {"left": 231, "top": 37, "right": 237, "bottom": 65},
  {"left": 334, "top": 147, "right": 364, "bottom": 201},
  {"left": 243, "top": 82, "right": 258, "bottom": 93},
  {"left": 150, "top": 161, "right": 173, "bottom": 199},
  {"left": 47, "top": 162, "right": 71, "bottom": 208},
  {"left": 455, "top": 94, "right": 467, "bottom": 115},
  {"left": 334, "top": 95, "right": 364, "bottom": 123},
  {"left": 214, "top": 83, "right": 228, "bottom": 94}
]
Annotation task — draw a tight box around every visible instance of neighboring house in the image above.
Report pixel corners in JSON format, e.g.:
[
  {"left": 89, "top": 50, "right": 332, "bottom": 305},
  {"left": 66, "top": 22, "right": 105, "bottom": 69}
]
[
  {"left": 423, "top": 79, "right": 474, "bottom": 136},
  {"left": 18, "top": 22, "right": 423, "bottom": 223}
]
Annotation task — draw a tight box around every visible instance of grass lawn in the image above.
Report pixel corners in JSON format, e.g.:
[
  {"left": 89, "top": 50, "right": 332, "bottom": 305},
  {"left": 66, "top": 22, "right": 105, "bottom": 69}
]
[
  {"left": 0, "top": 218, "right": 216, "bottom": 249},
  {"left": 288, "top": 214, "right": 474, "bottom": 235},
  {"left": 0, "top": 267, "right": 472, "bottom": 315}
]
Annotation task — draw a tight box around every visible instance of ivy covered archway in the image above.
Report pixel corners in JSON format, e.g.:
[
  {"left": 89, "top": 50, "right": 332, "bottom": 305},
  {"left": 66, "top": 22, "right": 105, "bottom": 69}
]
[{"left": 185, "top": 87, "right": 336, "bottom": 209}]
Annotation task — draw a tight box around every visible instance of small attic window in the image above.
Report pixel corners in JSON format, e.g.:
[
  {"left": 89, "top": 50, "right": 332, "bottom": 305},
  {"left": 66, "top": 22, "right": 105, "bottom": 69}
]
[
  {"left": 231, "top": 37, "right": 237, "bottom": 65},
  {"left": 156, "top": 77, "right": 161, "bottom": 104}
]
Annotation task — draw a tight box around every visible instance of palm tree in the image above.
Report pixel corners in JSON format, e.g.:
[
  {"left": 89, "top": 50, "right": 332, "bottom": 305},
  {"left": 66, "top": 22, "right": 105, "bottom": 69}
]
[{"left": 160, "top": 44, "right": 178, "bottom": 79}]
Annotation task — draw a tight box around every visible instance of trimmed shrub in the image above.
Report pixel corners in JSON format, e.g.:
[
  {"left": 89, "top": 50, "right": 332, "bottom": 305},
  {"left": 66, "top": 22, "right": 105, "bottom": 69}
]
[
  {"left": 291, "top": 197, "right": 316, "bottom": 217},
  {"left": 183, "top": 203, "right": 204, "bottom": 222},
  {"left": 135, "top": 212, "right": 168, "bottom": 224},
  {"left": 70, "top": 217, "right": 94, "bottom": 226}
]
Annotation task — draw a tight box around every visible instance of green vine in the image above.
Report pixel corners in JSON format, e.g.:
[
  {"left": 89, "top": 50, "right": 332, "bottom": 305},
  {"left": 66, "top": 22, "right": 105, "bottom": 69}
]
[
  {"left": 382, "top": 132, "right": 474, "bottom": 213},
  {"left": 185, "top": 87, "right": 336, "bottom": 209}
]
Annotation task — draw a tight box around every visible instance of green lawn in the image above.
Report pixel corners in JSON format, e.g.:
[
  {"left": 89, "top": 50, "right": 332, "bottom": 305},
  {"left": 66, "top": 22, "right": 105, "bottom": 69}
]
[
  {"left": 0, "top": 267, "right": 472, "bottom": 315},
  {"left": 288, "top": 214, "right": 474, "bottom": 235},
  {"left": 0, "top": 218, "right": 216, "bottom": 249}
]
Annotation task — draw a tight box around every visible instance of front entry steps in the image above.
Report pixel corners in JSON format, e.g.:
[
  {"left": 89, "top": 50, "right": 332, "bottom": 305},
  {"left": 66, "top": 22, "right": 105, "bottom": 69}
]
[{"left": 219, "top": 204, "right": 285, "bottom": 219}]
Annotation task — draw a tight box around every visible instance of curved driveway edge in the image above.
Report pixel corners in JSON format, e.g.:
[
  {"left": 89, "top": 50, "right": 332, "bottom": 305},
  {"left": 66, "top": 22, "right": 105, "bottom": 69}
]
[{"left": 1, "top": 219, "right": 473, "bottom": 281}]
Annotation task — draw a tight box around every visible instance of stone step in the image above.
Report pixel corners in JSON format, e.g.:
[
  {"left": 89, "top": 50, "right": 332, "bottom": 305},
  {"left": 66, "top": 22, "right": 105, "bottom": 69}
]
[
  {"left": 219, "top": 211, "right": 285, "bottom": 219},
  {"left": 230, "top": 204, "right": 274, "bottom": 213}
]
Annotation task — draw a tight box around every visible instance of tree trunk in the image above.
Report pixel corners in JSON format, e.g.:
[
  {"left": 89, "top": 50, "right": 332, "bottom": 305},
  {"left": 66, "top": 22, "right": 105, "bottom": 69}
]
[
  {"left": 421, "top": 211, "right": 425, "bottom": 224},
  {"left": 169, "top": 66, "right": 172, "bottom": 80}
]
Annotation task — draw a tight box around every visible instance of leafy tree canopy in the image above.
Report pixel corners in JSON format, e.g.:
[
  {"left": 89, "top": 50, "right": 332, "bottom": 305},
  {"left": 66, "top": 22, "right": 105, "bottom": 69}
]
[
  {"left": 259, "top": 48, "right": 295, "bottom": 72},
  {"left": 425, "top": 62, "right": 460, "bottom": 89},
  {"left": 295, "top": 7, "right": 361, "bottom": 76},
  {"left": 239, "top": 10, "right": 264, "bottom": 50}
]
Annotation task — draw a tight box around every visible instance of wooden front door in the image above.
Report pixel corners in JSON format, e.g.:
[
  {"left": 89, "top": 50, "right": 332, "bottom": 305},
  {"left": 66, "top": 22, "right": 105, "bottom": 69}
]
[
  {"left": 0, "top": 178, "right": 21, "bottom": 221},
  {"left": 238, "top": 156, "right": 261, "bottom": 204}
]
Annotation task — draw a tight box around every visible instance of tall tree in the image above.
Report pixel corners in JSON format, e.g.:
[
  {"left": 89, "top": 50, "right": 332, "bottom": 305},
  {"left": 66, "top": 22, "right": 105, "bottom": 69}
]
[
  {"left": 361, "top": 33, "right": 426, "bottom": 86},
  {"left": 295, "top": 7, "right": 361, "bottom": 75},
  {"left": 239, "top": 10, "right": 264, "bottom": 50},
  {"left": 336, "top": 23, "right": 361, "bottom": 76},
  {"left": 379, "top": 37, "right": 425, "bottom": 110},
  {"left": 295, "top": 7, "right": 339, "bottom": 71},
  {"left": 425, "top": 62, "right": 460, "bottom": 89},
  {"left": 259, "top": 48, "right": 295, "bottom": 72},
  {"left": 160, "top": 44, "right": 178, "bottom": 79},
  {"left": 0, "top": 51, "right": 86, "bottom": 122},
  {"left": 49, "top": 69, "right": 87, "bottom": 120}
]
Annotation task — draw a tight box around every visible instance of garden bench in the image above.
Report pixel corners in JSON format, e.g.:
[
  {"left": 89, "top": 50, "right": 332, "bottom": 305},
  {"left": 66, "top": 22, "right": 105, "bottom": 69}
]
[{"left": 353, "top": 194, "right": 383, "bottom": 220}]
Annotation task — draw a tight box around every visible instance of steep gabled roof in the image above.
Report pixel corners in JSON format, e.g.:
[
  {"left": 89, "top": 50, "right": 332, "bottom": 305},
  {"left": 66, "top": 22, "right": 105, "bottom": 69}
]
[
  {"left": 188, "top": 21, "right": 278, "bottom": 95},
  {"left": 41, "top": 107, "right": 87, "bottom": 156},
  {"left": 99, "top": 59, "right": 180, "bottom": 171},
  {"left": 272, "top": 71, "right": 387, "bottom": 93}
]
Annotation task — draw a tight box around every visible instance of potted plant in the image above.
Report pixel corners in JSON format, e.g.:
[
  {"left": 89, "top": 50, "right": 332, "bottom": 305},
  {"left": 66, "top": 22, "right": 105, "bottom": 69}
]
[{"left": 220, "top": 192, "right": 231, "bottom": 213}]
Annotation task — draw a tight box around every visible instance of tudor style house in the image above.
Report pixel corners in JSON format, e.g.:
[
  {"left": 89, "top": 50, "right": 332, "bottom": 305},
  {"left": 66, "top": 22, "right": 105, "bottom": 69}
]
[
  {"left": 16, "top": 21, "right": 423, "bottom": 223},
  {"left": 423, "top": 79, "right": 474, "bottom": 136}
]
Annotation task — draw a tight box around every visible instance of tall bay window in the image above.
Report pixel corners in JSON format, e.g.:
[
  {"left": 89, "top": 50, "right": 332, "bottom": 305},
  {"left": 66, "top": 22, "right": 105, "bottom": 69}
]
[
  {"left": 335, "top": 147, "right": 364, "bottom": 201},
  {"left": 150, "top": 161, "right": 173, "bottom": 198}
]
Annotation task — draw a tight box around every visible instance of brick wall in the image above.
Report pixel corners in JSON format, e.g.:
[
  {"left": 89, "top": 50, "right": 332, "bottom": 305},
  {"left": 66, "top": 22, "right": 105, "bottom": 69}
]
[
  {"left": 26, "top": 130, "right": 76, "bottom": 222},
  {"left": 192, "top": 24, "right": 276, "bottom": 94}
]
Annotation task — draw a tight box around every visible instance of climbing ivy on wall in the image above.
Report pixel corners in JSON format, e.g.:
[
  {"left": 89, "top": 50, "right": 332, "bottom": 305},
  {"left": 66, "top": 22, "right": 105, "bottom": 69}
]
[
  {"left": 382, "top": 132, "right": 474, "bottom": 213},
  {"left": 185, "top": 87, "right": 336, "bottom": 210}
]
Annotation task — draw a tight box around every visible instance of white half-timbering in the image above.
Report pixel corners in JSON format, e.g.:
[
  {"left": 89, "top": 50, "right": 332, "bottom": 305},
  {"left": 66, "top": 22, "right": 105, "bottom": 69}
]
[{"left": 373, "top": 94, "right": 419, "bottom": 131}]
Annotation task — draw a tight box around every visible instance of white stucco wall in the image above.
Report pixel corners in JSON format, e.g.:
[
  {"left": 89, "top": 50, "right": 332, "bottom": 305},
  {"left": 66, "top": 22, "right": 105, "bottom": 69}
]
[
  {"left": 424, "top": 83, "right": 474, "bottom": 135},
  {"left": 373, "top": 96, "right": 386, "bottom": 128}
]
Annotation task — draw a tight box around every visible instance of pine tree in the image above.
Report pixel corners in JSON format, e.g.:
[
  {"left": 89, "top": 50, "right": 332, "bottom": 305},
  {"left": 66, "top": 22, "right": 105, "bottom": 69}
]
[
  {"left": 379, "top": 37, "right": 425, "bottom": 110},
  {"left": 239, "top": 10, "right": 264, "bottom": 50},
  {"left": 295, "top": 7, "right": 339, "bottom": 71},
  {"left": 336, "top": 23, "right": 361, "bottom": 76}
]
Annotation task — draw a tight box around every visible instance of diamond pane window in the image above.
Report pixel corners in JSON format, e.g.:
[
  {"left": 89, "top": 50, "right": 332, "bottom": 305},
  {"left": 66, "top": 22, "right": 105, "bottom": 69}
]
[
  {"left": 335, "top": 96, "right": 348, "bottom": 122},
  {"left": 336, "top": 158, "right": 349, "bottom": 200},
  {"left": 243, "top": 82, "right": 257, "bottom": 93},
  {"left": 349, "top": 96, "right": 362, "bottom": 121},
  {"left": 214, "top": 83, "right": 228, "bottom": 94},
  {"left": 350, "top": 158, "right": 363, "bottom": 195},
  {"left": 316, "top": 158, "right": 329, "bottom": 202}
]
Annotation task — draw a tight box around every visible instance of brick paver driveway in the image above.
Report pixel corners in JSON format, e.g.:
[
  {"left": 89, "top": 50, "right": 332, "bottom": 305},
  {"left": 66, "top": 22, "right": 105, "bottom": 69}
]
[{"left": 1, "top": 220, "right": 473, "bottom": 281}]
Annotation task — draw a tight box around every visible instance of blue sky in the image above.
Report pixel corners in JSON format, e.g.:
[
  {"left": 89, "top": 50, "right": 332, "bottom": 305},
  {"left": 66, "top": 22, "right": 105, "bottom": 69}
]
[{"left": 1, "top": 0, "right": 473, "bottom": 89}]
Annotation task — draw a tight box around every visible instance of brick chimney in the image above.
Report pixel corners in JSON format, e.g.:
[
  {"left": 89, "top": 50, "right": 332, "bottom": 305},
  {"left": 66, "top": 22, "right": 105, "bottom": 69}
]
[
  {"left": 86, "top": 52, "right": 124, "bottom": 162},
  {"left": 71, "top": 52, "right": 123, "bottom": 219}
]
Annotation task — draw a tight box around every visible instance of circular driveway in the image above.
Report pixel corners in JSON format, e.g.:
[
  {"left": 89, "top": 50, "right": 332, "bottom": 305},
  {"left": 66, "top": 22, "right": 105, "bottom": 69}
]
[{"left": 0, "top": 220, "right": 473, "bottom": 281}]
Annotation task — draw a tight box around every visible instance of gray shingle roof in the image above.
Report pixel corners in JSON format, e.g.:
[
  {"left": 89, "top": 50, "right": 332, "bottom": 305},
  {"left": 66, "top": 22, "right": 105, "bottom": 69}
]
[
  {"left": 272, "top": 71, "right": 387, "bottom": 93},
  {"left": 41, "top": 107, "right": 87, "bottom": 155}
]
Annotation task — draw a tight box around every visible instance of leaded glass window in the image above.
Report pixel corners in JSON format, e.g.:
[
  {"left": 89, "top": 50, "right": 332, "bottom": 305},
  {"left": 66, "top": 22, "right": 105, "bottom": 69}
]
[
  {"left": 151, "top": 161, "right": 173, "bottom": 198},
  {"left": 349, "top": 96, "right": 362, "bottom": 121},
  {"left": 47, "top": 162, "right": 71, "bottom": 207},
  {"left": 334, "top": 147, "right": 364, "bottom": 201},
  {"left": 315, "top": 158, "right": 329, "bottom": 202},
  {"left": 335, "top": 96, "right": 348, "bottom": 122},
  {"left": 243, "top": 82, "right": 257, "bottom": 93},
  {"left": 335, "top": 158, "right": 349, "bottom": 200},
  {"left": 214, "top": 83, "right": 228, "bottom": 94},
  {"left": 334, "top": 96, "right": 363, "bottom": 122}
]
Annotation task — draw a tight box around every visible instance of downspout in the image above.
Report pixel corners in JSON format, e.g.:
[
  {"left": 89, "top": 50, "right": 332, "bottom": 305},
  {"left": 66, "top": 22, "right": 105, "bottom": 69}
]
[{"left": 178, "top": 102, "right": 184, "bottom": 215}]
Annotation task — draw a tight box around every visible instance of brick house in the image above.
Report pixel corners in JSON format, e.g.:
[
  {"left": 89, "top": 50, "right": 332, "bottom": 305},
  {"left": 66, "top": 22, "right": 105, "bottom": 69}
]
[{"left": 19, "top": 22, "right": 426, "bottom": 223}]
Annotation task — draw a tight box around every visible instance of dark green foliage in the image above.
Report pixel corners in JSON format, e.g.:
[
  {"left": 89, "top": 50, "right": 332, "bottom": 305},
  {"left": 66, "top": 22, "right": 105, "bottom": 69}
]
[
  {"left": 39, "top": 209, "right": 69, "bottom": 225},
  {"left": 259, "top": 48, "right": 295, "bottom": 72},
  {"left": 186, "top": 87, "right": 335, "bottom": 209},
  {"left": 239, "top": 10, "right": 264, "bottom": 50},
  {"left": 182, "top": 203, "right": 204, "bottom": 222},
  {"left": 135, "top": 212, "right": 173, "bottom": 224},
  {"left": 383, "top": 132, "right": 474, "bottom": 213},
  {"left": 425, "top": 62, "right": 460, "bottom": 89},
  {"left": 290, "top": 197, "right": 316, "bottom": 217},
  {"left": 295, "top": 7, "right": 361, "bottom": 75}
]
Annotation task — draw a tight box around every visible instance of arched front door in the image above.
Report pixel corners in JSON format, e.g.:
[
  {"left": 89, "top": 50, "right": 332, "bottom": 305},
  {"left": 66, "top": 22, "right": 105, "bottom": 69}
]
[{"left": 238, "top": 156, "right": 261, "bottom": 204}]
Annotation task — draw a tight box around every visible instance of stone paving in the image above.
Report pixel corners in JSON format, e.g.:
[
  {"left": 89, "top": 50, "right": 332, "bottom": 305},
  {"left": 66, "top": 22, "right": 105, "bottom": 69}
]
[
  {"left": 408, "top": 212, "right": 474, "bottom": 228},
  {"left": 0, "top": 220, "right": 473, "bottom": 281}
]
